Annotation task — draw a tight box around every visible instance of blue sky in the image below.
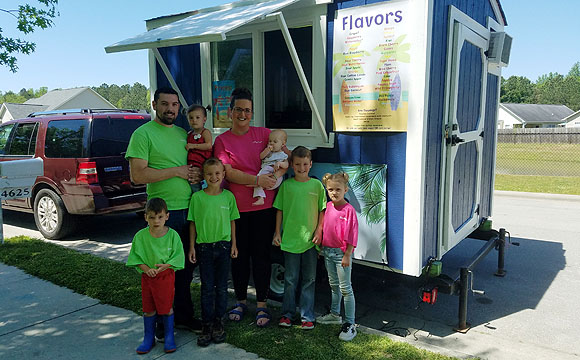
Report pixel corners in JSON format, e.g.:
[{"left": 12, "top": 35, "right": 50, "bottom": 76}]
[{"left": 1, "top": 0, "right": 579, "bottom": 93}]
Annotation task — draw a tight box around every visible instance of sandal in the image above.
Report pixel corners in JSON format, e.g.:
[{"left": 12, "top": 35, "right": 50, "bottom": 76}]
[
  {"left": 228, "top": 303, "right": 248, "bottom": 322},
  {"left": 255, "top": 307, "right": 271, "bottom": 328}
]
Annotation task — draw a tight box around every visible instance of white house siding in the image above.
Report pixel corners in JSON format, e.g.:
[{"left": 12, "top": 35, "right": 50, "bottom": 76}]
[
  {"left": 497, "top": 106, "right": 521, "bottom": 129},
  {"left": 564, "top": 111, "right": 580, "bottom": 128},
  {"left": 59, "top": 89, "right": 116, "bottom": 110}
]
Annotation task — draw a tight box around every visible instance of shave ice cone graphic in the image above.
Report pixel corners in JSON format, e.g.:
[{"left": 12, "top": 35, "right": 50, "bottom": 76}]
[{"left": 332, "top": 2, "right": 410, "bottom": 132}]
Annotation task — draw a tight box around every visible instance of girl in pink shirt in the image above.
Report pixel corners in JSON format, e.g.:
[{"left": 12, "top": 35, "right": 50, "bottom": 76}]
[{"left": 317, "top": 172, "right": 359, "bottom": 341}]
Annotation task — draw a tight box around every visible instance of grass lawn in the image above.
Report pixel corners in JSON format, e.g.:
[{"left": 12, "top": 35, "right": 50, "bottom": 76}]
[
  {"left": 0, "top": 236, "right": 457, "bottom": 360},
  {"left": 495, "top": 142, "right": 580, "bottom": 195},
  {"left": 496, "top": 142, "right": 580, "bottom": 177},
  {"left": 494, "top": 174, "right": 580, "bottom": 195}
]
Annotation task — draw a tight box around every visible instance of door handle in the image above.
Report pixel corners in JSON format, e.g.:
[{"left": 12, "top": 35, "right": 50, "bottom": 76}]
[{"left": 446, "top": 134, "right": 465, "bottom": 146}]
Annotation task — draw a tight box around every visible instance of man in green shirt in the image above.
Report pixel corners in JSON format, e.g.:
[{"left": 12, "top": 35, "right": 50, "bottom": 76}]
[{"left": 126, "top": 87, "right": 202, "bottom": 335}]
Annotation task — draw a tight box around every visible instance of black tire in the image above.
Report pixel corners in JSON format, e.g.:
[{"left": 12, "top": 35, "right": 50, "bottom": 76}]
[{"left": 33, "top": 189, "right": 76, "bottom": 240}]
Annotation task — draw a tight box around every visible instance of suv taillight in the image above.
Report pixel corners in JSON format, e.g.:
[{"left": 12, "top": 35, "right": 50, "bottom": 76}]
[{"left": 77, "top": 162, "right": 99, "bottom": 184}]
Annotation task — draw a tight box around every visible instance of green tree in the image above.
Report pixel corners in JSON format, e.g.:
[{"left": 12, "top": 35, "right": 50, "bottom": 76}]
[
  {"left": 568, "top": 62, "right": 580, "bottom": 77},
  {"left": 0, "top": 1, "right": 59, "bottom": 72},
  {"left": 500, "top": 76, "right": 535, "bottom": 103}
]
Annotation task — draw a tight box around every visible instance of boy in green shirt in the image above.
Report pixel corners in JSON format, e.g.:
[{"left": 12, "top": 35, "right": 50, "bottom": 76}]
[
  {"left": 126, "top": 198, "right": 185, "bottom": 354},
  {"left": 273, "top": 146, "right": 326, "bottom": 330},
  {"left": 188, "top": 158, "right": 240, "bottom": 346}
]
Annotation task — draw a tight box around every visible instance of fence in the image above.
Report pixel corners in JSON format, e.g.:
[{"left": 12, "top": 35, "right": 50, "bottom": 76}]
[{"left": 496, "top": 128, "right": 580, "bottom": 177}]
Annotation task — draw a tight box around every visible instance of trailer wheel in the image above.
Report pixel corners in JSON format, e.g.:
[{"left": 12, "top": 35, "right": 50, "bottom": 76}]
[{"left": 269, "top": 262, "right": 285, "bottom": 302}]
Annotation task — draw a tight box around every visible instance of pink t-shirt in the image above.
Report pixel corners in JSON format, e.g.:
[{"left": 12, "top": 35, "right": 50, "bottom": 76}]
[
  {"left": 213, "top": 127, "right": 273, "bottom": 213},
  {"left": 322, "top": 201, "right": 359, "bottom": 252}
]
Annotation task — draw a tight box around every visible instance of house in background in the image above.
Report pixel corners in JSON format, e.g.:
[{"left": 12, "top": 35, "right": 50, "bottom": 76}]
[
  {"left": 0, "top": 87, "right": 115, "bottom": 123},
  {"left": 497, "top": 103, "right": 574, "bottom": 129},
  {"left": 561, "top": 109, "right": 580, "bottom": 128}
]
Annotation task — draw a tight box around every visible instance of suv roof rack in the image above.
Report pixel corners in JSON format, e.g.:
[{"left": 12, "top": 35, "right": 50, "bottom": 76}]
[{"left": 28, "top": 108, "right": 140, "bottom": 117}]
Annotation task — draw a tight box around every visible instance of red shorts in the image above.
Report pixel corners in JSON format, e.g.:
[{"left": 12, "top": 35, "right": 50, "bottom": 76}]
[{"left": 141, "top": 269, "right": 175, "bottom": 315}]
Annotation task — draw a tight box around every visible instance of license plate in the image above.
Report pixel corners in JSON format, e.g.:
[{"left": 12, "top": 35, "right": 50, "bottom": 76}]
[{"left": 0, "top": 187, "right": 32, "bottom": 200}]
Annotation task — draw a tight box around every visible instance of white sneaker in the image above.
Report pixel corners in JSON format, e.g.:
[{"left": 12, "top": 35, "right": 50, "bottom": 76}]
[
  {"left": 338, "top": 323, "right": 357, "bottom": 341},
  {"left": 316, "top": 312, "right": 342, "bottom": 324}
]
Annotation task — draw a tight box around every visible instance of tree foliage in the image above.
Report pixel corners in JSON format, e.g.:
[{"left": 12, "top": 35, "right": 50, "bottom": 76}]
[
  {"left": 92, "top": 83, "right": 150, "bottom": 111},
  {"left": 1, "top": 83, "right": 149, "bottom": 112},
  {"left": 0, "top": 86, "right": 47, "bottom": 103},
  {"left": 0, "top": 0, "right": 59, "bottom": 72},
  {"left": 500, "top": 62, "right": 580, "bottom": 111}
]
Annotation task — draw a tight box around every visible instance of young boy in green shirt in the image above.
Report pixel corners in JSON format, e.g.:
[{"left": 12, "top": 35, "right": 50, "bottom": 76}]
[
  {"left": 187, "top": 158, "right": 240, "bottom": 346},
  {"left": 126, "top": 198, "right": 185, "bottom": 354},
  {"left": 273, "top": 146, "right": 326, "bottom": 330}
]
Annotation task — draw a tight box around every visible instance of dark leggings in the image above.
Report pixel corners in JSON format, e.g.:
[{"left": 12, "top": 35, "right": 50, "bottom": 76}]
[
  {"left": 165, "top": 208, "right": 196, "bottom": 323},
  {"left": 232, "top": 207, "right": 276, "bottom": 302}
]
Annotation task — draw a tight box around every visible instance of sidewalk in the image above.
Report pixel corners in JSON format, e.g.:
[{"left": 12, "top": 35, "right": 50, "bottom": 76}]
[{"left": 0, "top": 263, "right": 262, "bottom": 360}]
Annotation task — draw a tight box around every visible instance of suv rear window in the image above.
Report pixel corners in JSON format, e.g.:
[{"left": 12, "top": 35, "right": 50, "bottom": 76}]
[
  {"left": 45, "top": 119, "right": 90, "bottom": 158},
  {"left": 90, "top": 116, "right": 147, "bottom": 157}
]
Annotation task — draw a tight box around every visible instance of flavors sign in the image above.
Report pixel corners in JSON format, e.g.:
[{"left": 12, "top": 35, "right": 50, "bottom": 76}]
[{"left": 332, "top": 1, "right": 410, "bottom": 132}]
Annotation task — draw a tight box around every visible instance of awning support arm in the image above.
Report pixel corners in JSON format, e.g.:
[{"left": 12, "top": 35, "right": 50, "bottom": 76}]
[
  {"left": 152, "top": 48, "right": 189, "bottom": 110},
  {"left": 267, "top": 12, "right": 329, "bottom": 144}
]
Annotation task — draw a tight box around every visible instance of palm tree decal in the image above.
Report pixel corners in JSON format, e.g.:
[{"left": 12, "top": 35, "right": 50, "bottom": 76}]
[
  {"left": 342, "top": 164, "right": 387, "bottom": 254},
  {"left": 374, "top": 34, "right": 411, "bottom": 68},
  {"left": 333, "top": 42, "right": 371, "bottom": 77}
]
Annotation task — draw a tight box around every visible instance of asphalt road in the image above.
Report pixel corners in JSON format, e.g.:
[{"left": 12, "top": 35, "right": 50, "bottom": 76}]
[{"left": 2, "top": 190, "right": 579, "bottom": 359}]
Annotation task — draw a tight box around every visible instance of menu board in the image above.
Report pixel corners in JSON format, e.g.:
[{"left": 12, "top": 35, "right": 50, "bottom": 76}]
[{"left": 332, "top": 1, "right": 410, "bottom": 132}]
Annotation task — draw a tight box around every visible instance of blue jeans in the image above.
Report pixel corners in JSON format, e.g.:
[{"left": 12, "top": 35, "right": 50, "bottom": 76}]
[
  {"left": 322, "top": 246, "right": 355, "bottom": 324},
  {"left": 282, "top": 247, "right": 318, "bottom": 322},
  {"left": 198, "top": 241, "right": 231, "bottom": 323}
]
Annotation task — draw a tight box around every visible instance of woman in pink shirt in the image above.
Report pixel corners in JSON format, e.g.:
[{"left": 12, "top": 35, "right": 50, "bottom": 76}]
[{"left": 213, "top": 88, "right": 287, "bottom": 327}]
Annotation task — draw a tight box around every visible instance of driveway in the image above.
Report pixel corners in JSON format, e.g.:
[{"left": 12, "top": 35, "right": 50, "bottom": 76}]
[{"left": 2, "top": 190, "right": 579, "bottom": 359}]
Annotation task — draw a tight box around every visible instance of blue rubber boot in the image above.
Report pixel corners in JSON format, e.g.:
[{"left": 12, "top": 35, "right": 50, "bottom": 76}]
[
  {"left": 136, "top": 315, "right": 156, "bottom": 354},
  {"left": 162, "top": 314, "right": 177, "bottom": 353}
]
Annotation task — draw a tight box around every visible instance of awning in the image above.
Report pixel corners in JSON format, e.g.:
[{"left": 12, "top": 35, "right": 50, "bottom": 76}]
[{"left": 105, "top": 0, "right": 300, "bottom": 53}]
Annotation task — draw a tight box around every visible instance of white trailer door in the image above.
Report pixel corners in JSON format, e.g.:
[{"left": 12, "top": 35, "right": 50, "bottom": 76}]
[{"left": 440, "top": 13, "right": 489, "bottom": 256}]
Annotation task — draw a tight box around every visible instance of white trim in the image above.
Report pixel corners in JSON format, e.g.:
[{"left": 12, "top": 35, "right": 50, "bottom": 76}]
[
  {"left": 267, "top": 12, "right": 328, "bottom": 144},
  {"left": 489, "top": 0, "right": 506, "bottom": 27},
  {"left": 486, "top": 16, "right": 504, "bottom": 216},
  {"left": 402, "top": 0, "right": 431, "bottom": 277},
  {"left": 438, "top": 6, "right": 489, "bottom": 258},
  {"left": 486, "top": 16, "right": 504, "bottom": 76}
]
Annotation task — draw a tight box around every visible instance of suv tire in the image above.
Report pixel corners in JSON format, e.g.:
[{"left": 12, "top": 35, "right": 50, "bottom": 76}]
[{"left": 34, "top": 189, "right": 76, "bottom": 240}]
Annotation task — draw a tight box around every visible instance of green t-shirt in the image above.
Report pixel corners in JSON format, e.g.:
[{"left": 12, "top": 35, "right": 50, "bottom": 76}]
[
  {"left": 125, "top": 120, "right": 192, "bottom": 210},
  {"left": 126, "top": 227, "right": 185, "bottom": 273},
  {"left": 273, "top": 178, "right": 326, "bottom": 254},
  {"left": 187, "top": 189, "right": 240, "bottom": 244}
]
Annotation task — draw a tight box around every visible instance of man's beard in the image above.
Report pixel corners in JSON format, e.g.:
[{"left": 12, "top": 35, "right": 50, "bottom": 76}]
[{"left": 158, "top": 112, "right": 176, "bottom": 125}]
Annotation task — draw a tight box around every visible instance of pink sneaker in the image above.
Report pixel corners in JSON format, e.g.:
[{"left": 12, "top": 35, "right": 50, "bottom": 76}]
[{"left": 301, "top": 321, "right": 314, "bottom": 330}]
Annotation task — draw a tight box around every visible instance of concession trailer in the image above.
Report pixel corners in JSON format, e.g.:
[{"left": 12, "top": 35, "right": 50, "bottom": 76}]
[{"left": 107, "top": 0, "right": 513, "bottom": 331}]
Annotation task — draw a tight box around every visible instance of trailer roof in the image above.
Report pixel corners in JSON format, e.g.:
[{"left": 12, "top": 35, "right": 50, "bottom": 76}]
[{"left": 105, "top": 0, "right": 300, "bottom": 53}]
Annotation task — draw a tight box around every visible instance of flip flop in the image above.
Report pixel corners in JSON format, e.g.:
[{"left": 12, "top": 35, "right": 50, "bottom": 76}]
[
  {"left": 228, "top": 303, "right": 248, "bottom": 322},
  {"left": 255, "top": 307, "right": 271, "bottom": 328}
]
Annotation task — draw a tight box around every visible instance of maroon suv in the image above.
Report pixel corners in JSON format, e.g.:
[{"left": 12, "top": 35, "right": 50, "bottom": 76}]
[{"left": 0, "top": 109, "right": 149, "bottom": 239}]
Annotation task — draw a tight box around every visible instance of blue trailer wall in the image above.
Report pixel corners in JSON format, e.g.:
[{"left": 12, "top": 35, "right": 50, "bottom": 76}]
[
  {"left": 156, "top": 44, "right": 203, "bottom": 130},
  {"left": 423, "top": 0, "right": 499, "bottom": 264},
  {"left": 316, "top": 0, "right": 407, "bottom": 271}
]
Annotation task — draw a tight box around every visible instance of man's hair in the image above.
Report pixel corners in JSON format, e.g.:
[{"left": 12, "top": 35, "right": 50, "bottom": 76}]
[
  {"left": 153, "top": 87, "right": 178, "bottom": 102},
  {"left": 229, "top": 87, "right": 253, "bottom": 109},
  {"left": 202, "top": 157, "right": 225, "bottom": 172},
  {"left": 145, "top": 197, "right": 168, "bottom": 214},
  {"left": 291, "top": 146, "right": 312, "bottom": 161},
  {"left": 187, "top": 104, "right": 208, "bottom": 117}
]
